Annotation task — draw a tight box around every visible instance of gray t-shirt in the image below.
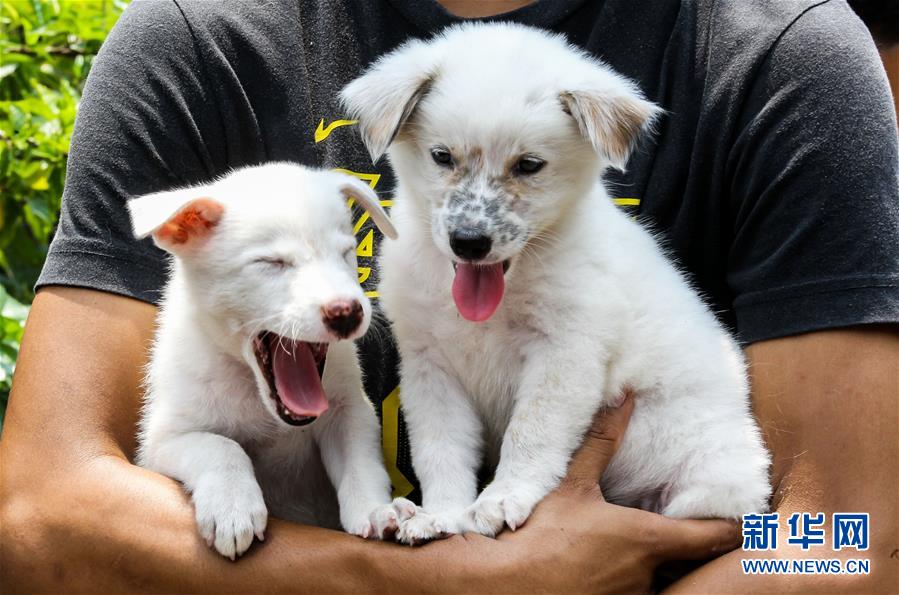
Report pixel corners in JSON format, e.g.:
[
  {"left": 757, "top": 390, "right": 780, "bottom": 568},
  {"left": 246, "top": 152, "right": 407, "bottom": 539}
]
[{"left": 37, "top": 0, "right": 899, "bottom": 499}]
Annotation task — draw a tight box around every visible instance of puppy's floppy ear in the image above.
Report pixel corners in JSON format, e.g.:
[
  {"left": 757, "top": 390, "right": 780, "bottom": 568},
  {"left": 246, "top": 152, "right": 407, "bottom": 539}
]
[
  {"left": 560, "top": 86, "right": 662, "bottom": 171},
  {"left": 128, "top": 189, "right": 224, "bottom": 253},
  {"left": 338, "top": 176, "right": 398, "bottom": 240},
  {"left": 340, "top": 39, "right": 437, "bottom": 162}
]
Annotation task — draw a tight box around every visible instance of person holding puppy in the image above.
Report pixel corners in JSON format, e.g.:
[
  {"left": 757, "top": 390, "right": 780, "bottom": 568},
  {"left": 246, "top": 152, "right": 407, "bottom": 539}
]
[{"left": 2, "top": 1, "right": 897, "bottom": 593}]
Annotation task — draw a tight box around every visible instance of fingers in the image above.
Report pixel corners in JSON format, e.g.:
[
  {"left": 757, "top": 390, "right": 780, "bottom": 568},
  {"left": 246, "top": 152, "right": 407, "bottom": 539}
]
[
  {"left": 652, "top": 516, "right": 742, "bottom": 561},
  {"left": 561, "top": 390, "right": 635, "bottom": 490}
]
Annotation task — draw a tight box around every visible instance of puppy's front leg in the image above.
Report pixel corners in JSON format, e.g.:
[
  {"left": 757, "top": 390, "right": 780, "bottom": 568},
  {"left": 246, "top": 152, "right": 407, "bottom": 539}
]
[
  {"left": 395, "top": 347, "right": 485, "bottom": 544},
  {"left": 139, "top": 431, "right": 267, "bottom": 560},
  {"left": 316, "top": 387, "right": 416, "bottom": 541},
  {"left": 466, "top": 345, "right": 608, "bottom": 536}
]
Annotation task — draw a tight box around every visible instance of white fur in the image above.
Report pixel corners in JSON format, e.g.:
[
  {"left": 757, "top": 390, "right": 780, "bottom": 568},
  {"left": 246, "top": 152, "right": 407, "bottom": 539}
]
[
  {"left": 342, "top": 23, "right": 771, "bottom": 543},
  {"left": 131, "top": 163, "right": 413, "bottom": 558}
]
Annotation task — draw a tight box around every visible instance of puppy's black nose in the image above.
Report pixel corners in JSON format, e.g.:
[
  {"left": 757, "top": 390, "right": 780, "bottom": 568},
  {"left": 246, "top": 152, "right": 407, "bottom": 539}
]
[
  {"left": 450, "top": 229, "right": 492, "bottom": 261},
  {"left": 322, "top": 299, "right": 363, "bottom": 338}
]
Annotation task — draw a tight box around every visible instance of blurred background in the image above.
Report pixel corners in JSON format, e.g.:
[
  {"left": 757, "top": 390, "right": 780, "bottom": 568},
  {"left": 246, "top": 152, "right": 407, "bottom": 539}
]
[
  {"left": 0, "top": 0, "right": 896, "bottom": 431},
  {"left": 1, "top": 0, "right": 127, "bottom": 429}
]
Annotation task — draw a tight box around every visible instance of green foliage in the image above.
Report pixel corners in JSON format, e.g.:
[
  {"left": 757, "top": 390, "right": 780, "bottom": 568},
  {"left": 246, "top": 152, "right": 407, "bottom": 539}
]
[
  {"left": 0, "top": 284, "right": 26, "bottom": 431},
  {"left": 0, "top": 0, "right": 127, "bottom": 425}
]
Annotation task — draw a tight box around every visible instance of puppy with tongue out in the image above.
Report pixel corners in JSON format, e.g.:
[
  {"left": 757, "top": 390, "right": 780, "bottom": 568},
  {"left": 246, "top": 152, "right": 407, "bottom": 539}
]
[
  {"left": 343, "top": 22, "right": 771, "bottom": 546},
  {"left": 130, "top": 163, "right": 418, "bottom": 559}
]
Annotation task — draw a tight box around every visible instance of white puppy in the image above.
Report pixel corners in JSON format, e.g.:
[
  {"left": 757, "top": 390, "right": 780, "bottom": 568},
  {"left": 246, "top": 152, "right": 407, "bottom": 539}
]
[
  {"left": 341, "top": 23, "right": 771, "bottom": 543},
  {"left": 130, "top": 163, "right": 414, "bottom": 559}
]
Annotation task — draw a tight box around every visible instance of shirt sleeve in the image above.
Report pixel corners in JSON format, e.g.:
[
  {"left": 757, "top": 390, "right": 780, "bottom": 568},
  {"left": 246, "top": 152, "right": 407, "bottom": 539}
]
[
  {"left": 36, "top": 0, "right": 225, "bottom": 304},
  {"left": 726, "top": 0, "right": 899, "bottom": 344}
]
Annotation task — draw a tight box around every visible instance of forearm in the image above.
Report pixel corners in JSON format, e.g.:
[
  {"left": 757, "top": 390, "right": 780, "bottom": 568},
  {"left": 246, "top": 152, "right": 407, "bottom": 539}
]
[
  {"left": 666, "top": 327, "right": 899, "bottom": 594},
  {"left": 2, "top": 453, "right": 459, "bottom": 593}
]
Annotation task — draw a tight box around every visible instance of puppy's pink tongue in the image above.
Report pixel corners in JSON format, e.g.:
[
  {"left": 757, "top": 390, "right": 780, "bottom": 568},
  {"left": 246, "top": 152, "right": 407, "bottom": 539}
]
[
  {"left": 272, "top": 340, "right": 329, "bottom": 418},
  {"left": 452, "top": 263, "right": 505, "bottom": 322}
]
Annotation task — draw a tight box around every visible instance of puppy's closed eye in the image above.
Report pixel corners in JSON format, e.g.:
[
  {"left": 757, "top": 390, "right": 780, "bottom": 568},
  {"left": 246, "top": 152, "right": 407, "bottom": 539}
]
[{"left": 254, "top": 256, "right": 293, "bottom": 269}]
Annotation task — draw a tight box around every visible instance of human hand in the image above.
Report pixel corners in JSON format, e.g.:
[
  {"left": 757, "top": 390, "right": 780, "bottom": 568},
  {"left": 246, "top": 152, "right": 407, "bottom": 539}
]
[{"left": 432, "top": 394, "right": 741, "bottom": 593}]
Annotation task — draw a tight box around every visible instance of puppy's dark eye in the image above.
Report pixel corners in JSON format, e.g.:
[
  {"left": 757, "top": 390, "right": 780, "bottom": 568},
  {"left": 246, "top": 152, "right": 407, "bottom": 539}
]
[
  {"left": 430, "top": 147, "right": 454, "bottom": 167},
  {"left": 515, "top": 156, "right": 545, "bottom": 175}
]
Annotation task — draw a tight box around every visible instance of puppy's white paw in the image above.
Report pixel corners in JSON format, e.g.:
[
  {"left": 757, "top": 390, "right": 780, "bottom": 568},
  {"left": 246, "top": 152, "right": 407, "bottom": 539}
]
[
  {"left": 466, "top": 488, "right": 537, "bottom": 537},
  {"left": 396, "top": 511, "right": 454, "bottom": 545},
  {"left": 391, "top": 497, "right": 420, "bottom": 521},
  {"left": 351, "top": 497, "right": 421, "bottom": 540},
  {"left": 192, "top": 474, "right": 268, "bottom": 560}
]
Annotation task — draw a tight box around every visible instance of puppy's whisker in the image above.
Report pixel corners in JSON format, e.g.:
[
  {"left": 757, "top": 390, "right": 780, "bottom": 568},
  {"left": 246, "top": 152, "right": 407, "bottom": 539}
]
[
  {"left": 243, "top": 319, "right": 277, "bottom": 339},
  {"left": 520, "top": 246, "right": 546, "bottom": 270},
  {"left": 368, "top": 309, "right": 392, "bottom": 344},
  {"left": 278, "top": 333, "right": 292, "bottom": 356},
  {"left": 529, "top": 229, "right": 563, "bottom": 249}
]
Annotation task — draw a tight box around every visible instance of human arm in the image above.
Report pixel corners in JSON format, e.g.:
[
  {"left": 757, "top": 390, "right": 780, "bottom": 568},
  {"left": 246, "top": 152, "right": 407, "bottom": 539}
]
[{"left": 666, "top": 327, "right": 899, "bottom": 593}]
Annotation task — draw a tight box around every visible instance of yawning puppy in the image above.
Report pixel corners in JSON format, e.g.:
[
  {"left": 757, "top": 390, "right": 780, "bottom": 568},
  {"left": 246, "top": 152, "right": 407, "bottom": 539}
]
[
  {"left": 130, "top": 163, "right": 414, "bottom": 558},
  {"left": 341, "top": 23, "right": 771, "bottom": 543}
]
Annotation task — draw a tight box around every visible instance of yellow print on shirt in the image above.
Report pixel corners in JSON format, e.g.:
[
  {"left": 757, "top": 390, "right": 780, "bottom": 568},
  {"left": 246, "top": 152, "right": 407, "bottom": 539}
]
[{"left": 314, "top": 118, "right": 358, "bottom": 143}]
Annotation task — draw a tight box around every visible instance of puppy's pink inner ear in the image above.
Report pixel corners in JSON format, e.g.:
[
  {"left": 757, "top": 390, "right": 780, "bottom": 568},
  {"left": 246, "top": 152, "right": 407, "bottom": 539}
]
[{"left": 155, "top": 198, "right": 224, "bottom": 246}]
